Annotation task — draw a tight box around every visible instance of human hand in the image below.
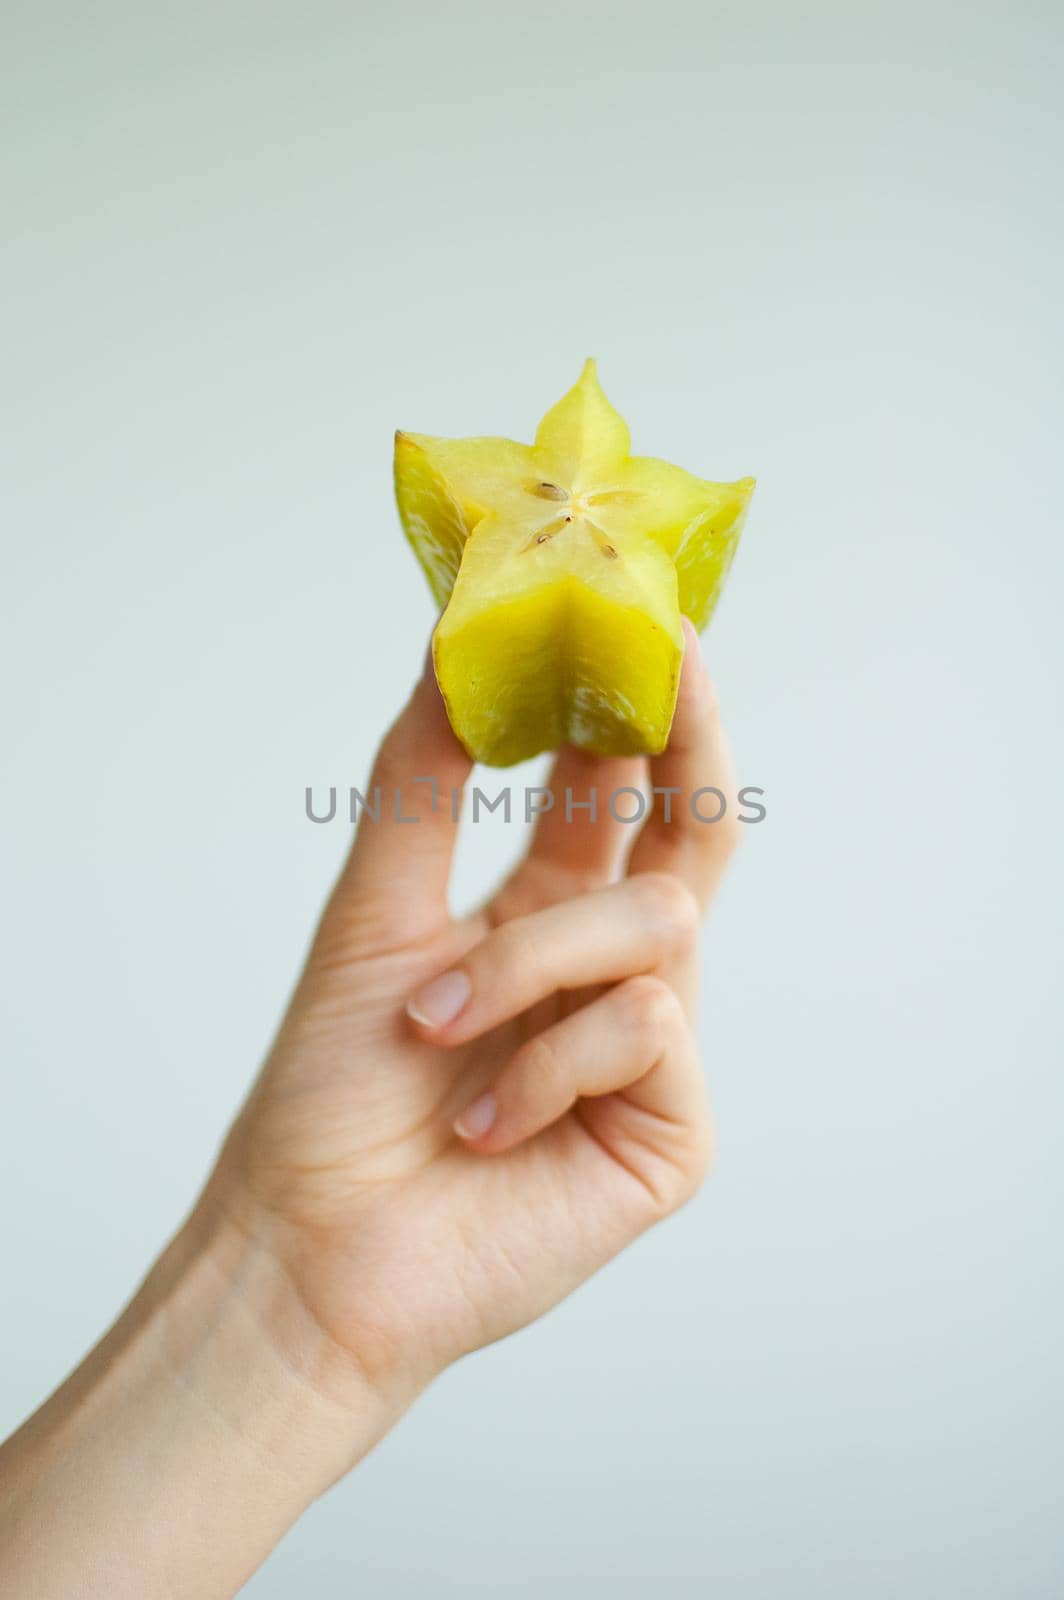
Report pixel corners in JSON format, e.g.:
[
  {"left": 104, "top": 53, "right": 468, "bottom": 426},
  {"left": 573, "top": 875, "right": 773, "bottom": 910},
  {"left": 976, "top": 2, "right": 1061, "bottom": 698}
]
[
  {"left": 207, "top": 619, "right": 741, "bottom": 1422},
  {"left": 0, "top": 622, "right": 743, "bottom": 1598}
]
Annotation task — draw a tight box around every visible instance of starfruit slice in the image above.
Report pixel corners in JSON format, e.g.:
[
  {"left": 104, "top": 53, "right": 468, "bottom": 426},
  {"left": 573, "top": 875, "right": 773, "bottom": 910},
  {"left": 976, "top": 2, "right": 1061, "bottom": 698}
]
[{"left": 395, "top": 361, "right": 754, "bottom": 767}]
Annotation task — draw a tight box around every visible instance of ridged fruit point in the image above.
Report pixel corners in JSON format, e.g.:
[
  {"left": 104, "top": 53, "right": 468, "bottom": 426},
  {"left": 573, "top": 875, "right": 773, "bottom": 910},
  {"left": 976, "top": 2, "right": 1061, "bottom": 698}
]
[{"left": 395, "top": 361, "right": 754, "bottom": 767}]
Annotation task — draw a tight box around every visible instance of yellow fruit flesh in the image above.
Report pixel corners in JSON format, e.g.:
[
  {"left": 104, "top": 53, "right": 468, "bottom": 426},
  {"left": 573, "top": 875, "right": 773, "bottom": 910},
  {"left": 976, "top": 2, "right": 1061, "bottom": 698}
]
[
  {"left": 436, "top": 513, "right": 682, "bottom": 767},
  {"left": 395, "top": 361, "right": 754, "bottom": 766}
]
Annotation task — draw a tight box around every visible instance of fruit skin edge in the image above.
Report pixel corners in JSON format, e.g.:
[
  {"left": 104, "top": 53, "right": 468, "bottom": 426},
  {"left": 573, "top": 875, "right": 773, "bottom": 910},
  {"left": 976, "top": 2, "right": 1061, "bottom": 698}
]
[
  {"left": 393, "top": 362, "right": 755, "bottom": 768},
  {"left": 430, "top": 591, "right": 684, "bottom": 769},
  {"left": 431, "top": 663, "right": 682, "bottom": 769}
]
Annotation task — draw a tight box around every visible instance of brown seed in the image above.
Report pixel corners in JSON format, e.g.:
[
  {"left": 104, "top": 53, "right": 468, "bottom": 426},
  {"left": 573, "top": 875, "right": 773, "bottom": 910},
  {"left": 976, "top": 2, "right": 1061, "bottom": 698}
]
[
  {"left": 532, "top": 481, "right": 567, "bottom": 500},
  {"left": 585, "top": 518, "right": 620, "bottom": 560},
  {"left": 521, "top": 514, "right": 568, "bottom": 552}
]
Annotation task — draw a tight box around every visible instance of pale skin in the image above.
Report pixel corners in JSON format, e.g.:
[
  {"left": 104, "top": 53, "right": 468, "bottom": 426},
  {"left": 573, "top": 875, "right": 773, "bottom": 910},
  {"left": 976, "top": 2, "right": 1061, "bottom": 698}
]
[{"left": 0, "top": 620, "right": 742, "bottom": 1596}]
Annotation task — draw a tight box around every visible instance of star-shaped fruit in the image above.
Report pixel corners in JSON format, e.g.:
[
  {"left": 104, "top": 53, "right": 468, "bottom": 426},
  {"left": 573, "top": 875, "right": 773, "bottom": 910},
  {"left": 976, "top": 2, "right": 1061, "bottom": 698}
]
[{"left": 395, "top": 360, "right": 754, "bottom": 766}]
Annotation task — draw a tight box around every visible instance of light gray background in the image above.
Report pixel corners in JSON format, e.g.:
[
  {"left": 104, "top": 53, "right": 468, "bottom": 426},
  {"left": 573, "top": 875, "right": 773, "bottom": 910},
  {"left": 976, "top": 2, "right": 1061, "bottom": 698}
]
[{"left": 2, "top": 2, "right": 1062, "bottom": 1594}]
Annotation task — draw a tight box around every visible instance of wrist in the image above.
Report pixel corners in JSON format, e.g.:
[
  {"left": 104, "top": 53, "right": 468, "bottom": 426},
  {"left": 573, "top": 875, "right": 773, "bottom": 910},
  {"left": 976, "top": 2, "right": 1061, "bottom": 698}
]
[
  {"left": 148, "top": 1199, "right": 405, "bottom": 1494},
  {"left": 0, "top": 1201, "right": 407, "bottom": 1599}
]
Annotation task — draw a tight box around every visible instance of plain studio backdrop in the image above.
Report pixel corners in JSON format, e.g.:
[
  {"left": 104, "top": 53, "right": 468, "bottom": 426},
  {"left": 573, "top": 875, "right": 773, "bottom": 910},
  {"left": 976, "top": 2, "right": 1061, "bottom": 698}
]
[{"left": 2, "top": 2, "right": 1061, "bottom": 1595}]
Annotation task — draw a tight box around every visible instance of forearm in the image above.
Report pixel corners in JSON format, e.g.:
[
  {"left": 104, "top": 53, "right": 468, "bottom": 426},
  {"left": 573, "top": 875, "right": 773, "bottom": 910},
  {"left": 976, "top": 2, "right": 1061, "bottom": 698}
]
[{"left": 0, "top": 1206, "right": 396, "bottom": 1598}]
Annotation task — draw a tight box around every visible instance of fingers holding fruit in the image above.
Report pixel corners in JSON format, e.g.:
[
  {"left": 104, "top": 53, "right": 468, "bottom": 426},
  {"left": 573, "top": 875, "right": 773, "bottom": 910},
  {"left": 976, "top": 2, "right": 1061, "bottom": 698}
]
[
  {"left": 520, "top": 747, "right": 648, "bottom": 893},
  {"left": 333, "top": 646, "right": 472, "bottom": 943},
  {"left": 627, "top": 618, "right": 743, "bottom": 908}
]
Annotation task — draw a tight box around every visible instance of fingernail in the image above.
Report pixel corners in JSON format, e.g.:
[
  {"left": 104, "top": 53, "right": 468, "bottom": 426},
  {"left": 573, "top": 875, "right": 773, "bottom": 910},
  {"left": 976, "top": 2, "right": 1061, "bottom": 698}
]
[
  {"left": 406, "top": 969, "right": 471, "bottom": 1029},
  {"left": 454, "top": 1092, "right": 497, "bottom": 1141}
]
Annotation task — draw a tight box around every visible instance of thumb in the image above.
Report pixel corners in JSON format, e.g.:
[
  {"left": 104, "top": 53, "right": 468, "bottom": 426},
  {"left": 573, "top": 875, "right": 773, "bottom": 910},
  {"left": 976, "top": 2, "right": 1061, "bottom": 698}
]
[{"left": 328, "top": 643, "right": 473, "bottom": 948}]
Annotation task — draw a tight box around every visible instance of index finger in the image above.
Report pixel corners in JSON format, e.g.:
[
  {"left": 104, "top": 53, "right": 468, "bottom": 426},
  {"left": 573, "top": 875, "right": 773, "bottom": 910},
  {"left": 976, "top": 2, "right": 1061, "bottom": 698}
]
[{"left": 627, "top": 618, "right": 742, "bottom": 908}]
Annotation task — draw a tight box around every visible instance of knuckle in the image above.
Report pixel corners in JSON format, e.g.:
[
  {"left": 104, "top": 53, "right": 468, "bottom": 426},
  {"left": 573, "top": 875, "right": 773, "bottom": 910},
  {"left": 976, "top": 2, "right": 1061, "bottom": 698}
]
[
  {"left": 675, "top": 1123, "right": 715, "bottom": 1206},
  {"left": 621, "top": 974, "right": 685, "bottom": 1036},
  {"left": 635, "top": 871, "right": 701, "bottom": 947},
  {"left": 664, "top": 1084, "right": 716, "bottom": 1210},
  {"left": 645, "top": 1119, "right": 715, "bottom": 1218},
  {"left": 691, "top": 1115, "right": 716, "bottom": 1186}
]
